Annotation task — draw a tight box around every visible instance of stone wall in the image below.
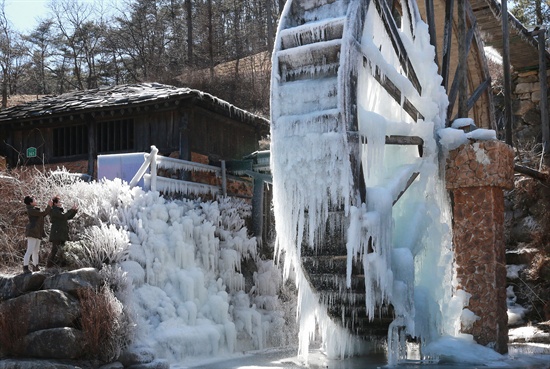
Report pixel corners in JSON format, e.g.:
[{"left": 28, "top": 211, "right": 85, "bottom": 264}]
[
  {"left": 513, "top": 69, "right": 550, "bottom": 142},
  {"left": 446, "top": 139, "right": 514, "bottom": 354}
]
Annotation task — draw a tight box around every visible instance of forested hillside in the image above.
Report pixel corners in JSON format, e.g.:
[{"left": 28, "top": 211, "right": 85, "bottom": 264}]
[{"left": 0, "top": 0, "right": 281, "bottom": 116}]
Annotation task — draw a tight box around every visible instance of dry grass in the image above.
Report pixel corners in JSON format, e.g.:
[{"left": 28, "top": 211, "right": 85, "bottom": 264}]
[{"left": 78, "top": 285, "right": 125, "bottom": 361}]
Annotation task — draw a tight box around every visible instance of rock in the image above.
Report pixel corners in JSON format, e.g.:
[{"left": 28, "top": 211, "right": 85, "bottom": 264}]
[
  {"left": 127, "top": 359, "right": 170, "bottom": 369},
  {"left": 0, "top": 290, "right": 80, "bottom": 333},
  {"left": 0, "top": 358, "right": 85, "bottom": 369},
  {"left": 22, "top": 328, "right": 86, "bottom": 360},
  {"left": 42, "top": 268, "right": 103, "bottom": 296},
  {"left": 0, "top": 273, "right": 47, "bottom": 301},
  {"left": 117, "top": 347, "right": 155, "bottom": 367},
  {"left": 98, "top": 362, "right": 124, "bottom": 369}
]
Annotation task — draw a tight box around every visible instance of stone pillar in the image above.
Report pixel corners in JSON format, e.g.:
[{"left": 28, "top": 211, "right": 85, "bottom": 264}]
[{"left": 445, "top": 140, "right": 514, "bottom": 354}]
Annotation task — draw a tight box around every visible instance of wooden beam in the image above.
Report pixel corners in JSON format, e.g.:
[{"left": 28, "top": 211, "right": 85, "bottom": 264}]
[
  {"left": 467, "top": 78, "right": 491, "bottom": 110},
  {"left": 441, "top": 0, "right": 454, "bottom": 92},
  {"left": 393, "top": 172, "right": 420, "bottom": 206},
  {"left": 447, "top": 21, "right": 476, "bottom": 123},
  {"left": 537, "top": 29, "right": 550, "bottom": 163},
  {"left": 457, "top": 0, "right": 468, "bottom": 118},
  {"left": 450, "top": 78, "right": 491, "bottom": 122},
  {"left": 361, "top": 135, "right": 424, "bottom": 146},
  {"left": 425, "top": 0, "right": 439, "bottom": 68},
  {"left": 502, "top": 0, "right": 513, "bottom": 146},
  {"left": 374, "top": 0, "right": 422, "bottom": 95},
  {"left": 363, "top": 55, "right": 425, "bottom": 121},
  {"left": 515, "top": 164, "right": 548, "bottom": 181}
]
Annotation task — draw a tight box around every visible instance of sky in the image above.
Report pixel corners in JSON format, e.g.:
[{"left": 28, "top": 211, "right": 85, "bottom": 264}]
[
  {"left": 4, "top": 0, "right": 122, "bottom": 33},
  {"left": 5, "top": 0, "right": 49, "bottom": 33}
]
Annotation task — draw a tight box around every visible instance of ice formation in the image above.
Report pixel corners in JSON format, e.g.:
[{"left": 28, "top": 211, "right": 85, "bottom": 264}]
[
  {"left": 270, "top": 0, "right": 463, "bottom": 363},
  {"left": 64, "top": 176, "right": 289, "bottom": 363}
]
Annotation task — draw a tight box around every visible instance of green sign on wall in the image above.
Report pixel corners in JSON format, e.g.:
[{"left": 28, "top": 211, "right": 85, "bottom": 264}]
[{"left": 26, "top": 147, "right": 37, "bottom": 158}]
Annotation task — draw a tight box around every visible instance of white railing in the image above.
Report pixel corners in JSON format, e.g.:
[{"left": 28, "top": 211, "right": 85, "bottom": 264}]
[{"left": 129, "top": 145, "right": 227, "bottom": 197}]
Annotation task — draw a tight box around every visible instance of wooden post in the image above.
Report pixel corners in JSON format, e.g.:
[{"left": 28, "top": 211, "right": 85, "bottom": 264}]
[
  {"left": 150, "top": 147, "right": 157, "bottom": 191},
  {"left": 87, "top": 120, "right": 96, "bottom": 178},
  {"left": 457, "top": 0, "right": 468, "bottom": 118},
  {"left": 538, "top": 28, "right": 549, "bottom": 164},
  {"left": 425, "top": 0, "right": 439, "bottom": 67},
  {"left": 442, "top": 0, "right": 454, "bottom": 98},
  {"left": 502, "top": 0, "right": 513, "bottom": 146},
  {"left": 221, "top": 160, "right": 227, "bottom": 197}
]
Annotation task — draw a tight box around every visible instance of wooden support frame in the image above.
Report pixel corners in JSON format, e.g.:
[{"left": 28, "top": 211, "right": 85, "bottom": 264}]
[
  {"left": 373, "top": 0, "right": 423, "bottom": 95},
  {"left": 425, "top": 0, "right": 439, "bottom": 67},
  {"left": 447, "top": 20, "right": 476, "bottom": 122},
  {"left": 538, "top": 28, "right": 549, "bottom": 159},
  {"left": 441, "top": 0, "right": 454, "bottom": 92},
  {"left": 362, "top": 55, "right": 425, "bottom": 121}
]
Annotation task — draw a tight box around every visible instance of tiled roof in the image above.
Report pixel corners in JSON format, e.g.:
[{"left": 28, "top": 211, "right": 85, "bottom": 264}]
[{"left": 0, "top": 83, "right": 269, "bottom": 128}]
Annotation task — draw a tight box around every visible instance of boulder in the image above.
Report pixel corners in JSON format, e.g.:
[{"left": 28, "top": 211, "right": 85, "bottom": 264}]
[
  {"left": 22, "top": 327, "right": 85, "bottom": 360},
  {"left": 0, "top": 290, "right": 80, "bottom": 333},
  {"left": 117, "top": 347, "right": 155, "bottom": 367},
  {"left": 0, "top": 358, "right": 84, "bottom": 369},
  {"left": 127, "top": 360, "right": 170, "bottom": 369},
  {"left": 0, "top": 273, "right": 47, "bottom": 301},
  {"left": 98, "top": 362, "right": 124, "bottom": 369},
  {"left": 42, "top": 269, "right": 103, "bottom": 296}
]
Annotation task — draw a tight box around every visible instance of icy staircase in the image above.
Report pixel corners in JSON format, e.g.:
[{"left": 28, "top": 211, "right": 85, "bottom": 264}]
[{"left": 273, "top": 0, "right": 395, "bottom": 339}]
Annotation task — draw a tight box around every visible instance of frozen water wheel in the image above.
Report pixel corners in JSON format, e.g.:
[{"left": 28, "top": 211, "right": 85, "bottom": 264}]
[{"left": 270, "top": 0, "right": 493, "bottom": 344}]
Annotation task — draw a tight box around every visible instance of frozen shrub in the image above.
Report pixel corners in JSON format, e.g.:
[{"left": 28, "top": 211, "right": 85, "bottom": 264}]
[{"left": 77, "top": 224, "right": 130, "bottom": 269}]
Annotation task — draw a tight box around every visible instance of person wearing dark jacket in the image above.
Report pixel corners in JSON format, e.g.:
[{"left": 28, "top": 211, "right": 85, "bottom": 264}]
[
  {"left": 23, "top": 195, "right": 53, "bottom": 273},
  {"left": 47, "top": 195, "right": 78, "bottom": 268}
]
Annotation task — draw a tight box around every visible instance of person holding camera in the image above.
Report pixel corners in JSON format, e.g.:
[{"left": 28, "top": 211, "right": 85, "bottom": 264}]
[{"left": 47, "top": 195, "right": 78, "bottom": 268}]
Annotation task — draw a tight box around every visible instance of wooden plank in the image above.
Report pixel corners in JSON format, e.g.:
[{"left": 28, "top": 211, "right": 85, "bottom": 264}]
[
  {"left": 374, "top": 0, "right": 422, "bottom": 95},
  {"left": 441, "top": 0, "right": 454, "bottom": 92}
]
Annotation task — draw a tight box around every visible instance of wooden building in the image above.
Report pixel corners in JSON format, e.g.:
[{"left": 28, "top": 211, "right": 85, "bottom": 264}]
[{"left": 0, "top": 83, "right": 270, "bottom": 176}]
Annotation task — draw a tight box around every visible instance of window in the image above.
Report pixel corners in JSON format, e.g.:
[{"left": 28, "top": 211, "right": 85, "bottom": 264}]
[
  {"left": 96, "top": 118, "right": 135, "bottom": 153},
  {"left": 53, "top": 124, "right": 88, "bottom": 157}
]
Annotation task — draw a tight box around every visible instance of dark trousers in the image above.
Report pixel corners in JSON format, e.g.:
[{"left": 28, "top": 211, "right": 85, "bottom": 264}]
[{"left": 47, "top": 240, "right": 64, "bottom": 268}]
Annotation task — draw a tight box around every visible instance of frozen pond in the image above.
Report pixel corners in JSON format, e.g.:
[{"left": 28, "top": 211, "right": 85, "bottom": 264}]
[{"left": 174, "top": 344, "right": 550, "bottom": 369}]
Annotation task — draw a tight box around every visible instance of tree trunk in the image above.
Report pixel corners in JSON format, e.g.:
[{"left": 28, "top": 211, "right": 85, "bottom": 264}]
[{"left": 186, "top": 0, "right": 193, "bottom": 65}]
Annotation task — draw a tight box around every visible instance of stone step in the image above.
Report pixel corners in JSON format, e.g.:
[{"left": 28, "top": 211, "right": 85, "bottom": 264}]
[
  {"left": 276, "top": 77, "right": 339, "bottom": 115},
  {"left": 280, "top": 17, "right": 346, "bottom": 50}
]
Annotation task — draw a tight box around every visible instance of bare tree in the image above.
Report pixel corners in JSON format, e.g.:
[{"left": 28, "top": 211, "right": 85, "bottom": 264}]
[{"left": 0, "top": 0, "right": 15, "bottom": 107}]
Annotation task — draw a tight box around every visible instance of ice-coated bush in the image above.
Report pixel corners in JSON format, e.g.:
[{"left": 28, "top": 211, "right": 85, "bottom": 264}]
[{"left": 80, "top": 224, "right": 130, "bottom": 269}]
